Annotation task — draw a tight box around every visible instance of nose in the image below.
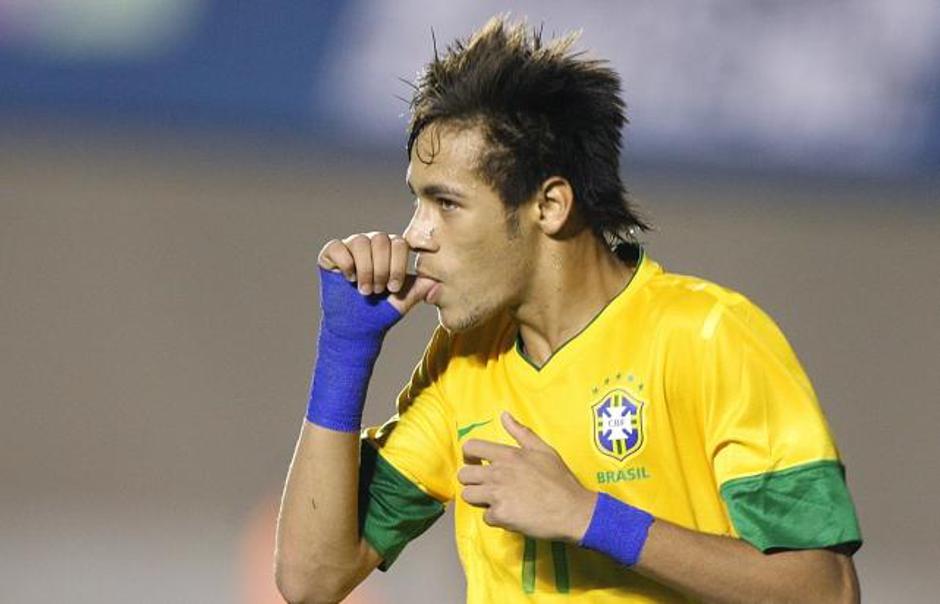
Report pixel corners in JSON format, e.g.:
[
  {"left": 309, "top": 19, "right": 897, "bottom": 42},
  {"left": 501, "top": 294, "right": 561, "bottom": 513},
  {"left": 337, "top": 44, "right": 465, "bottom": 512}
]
[{"left": 403, "top": 202, "right": 438, "bottom": 251}]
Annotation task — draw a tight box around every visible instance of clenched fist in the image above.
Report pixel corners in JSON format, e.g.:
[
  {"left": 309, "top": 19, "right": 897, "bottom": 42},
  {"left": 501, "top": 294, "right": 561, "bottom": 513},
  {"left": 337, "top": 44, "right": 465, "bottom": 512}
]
[{"left": 318, "top": 232, "right": 435, "bottom": 315}]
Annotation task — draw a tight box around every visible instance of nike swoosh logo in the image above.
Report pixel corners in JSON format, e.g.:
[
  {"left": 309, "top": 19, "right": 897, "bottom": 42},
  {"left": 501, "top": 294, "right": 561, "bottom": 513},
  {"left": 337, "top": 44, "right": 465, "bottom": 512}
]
[{"left": 457, "top": 419, "right": 493, "bottom": 440}]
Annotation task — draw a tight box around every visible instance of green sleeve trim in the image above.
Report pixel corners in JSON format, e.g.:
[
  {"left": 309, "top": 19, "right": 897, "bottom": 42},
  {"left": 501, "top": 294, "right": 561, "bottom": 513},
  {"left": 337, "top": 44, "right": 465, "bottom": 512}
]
[
  {"left": 719, "top": 459, "right": 862, "bottom": 554},
  {"left": 358, "top": 442, "right": 445, "bottom": 571}
]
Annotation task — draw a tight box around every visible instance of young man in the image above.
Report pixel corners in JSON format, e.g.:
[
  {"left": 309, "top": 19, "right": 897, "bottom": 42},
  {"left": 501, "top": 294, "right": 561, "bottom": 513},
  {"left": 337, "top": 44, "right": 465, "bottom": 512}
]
[{"left": 276, "top": 18, "right": 862, "bottom": 604}]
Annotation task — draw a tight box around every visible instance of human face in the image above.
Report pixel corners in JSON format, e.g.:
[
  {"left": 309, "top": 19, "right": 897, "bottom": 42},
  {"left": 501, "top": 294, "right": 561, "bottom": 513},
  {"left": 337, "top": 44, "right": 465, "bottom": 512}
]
[{"left": 404, "top": 123, "right": 536, "bottom": 332}]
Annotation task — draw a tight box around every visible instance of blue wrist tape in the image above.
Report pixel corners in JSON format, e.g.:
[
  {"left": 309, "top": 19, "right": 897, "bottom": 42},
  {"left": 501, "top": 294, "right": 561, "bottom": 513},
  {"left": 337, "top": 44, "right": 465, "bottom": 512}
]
[
  {"left": 579, "top": 492, "right": 654, "bottom": 567},
  {"left": 306, "top": 268, "right": 403, "bottom": 432}
]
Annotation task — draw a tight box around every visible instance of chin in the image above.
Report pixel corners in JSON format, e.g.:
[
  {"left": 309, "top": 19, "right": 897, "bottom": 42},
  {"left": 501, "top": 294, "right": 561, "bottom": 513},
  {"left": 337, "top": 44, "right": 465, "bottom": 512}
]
[
  {"left": 437, "top": 305, "right": 488, "bottom": 334},
  {"left": 436, "top": 309, "right": 465, "bottom": 333}
]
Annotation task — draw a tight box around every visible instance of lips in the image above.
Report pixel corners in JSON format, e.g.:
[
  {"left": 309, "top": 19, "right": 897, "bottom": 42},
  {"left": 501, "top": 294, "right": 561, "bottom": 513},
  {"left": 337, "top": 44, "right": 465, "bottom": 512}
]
[
  {"left": 416, "top": 273, "right": 442, "bottom": 304},
  {"left": 415, "top": 266, "right": 442, "bottom": 304},
  {"left": 425, "top": 281, "right": 442, "bottom": 304}
]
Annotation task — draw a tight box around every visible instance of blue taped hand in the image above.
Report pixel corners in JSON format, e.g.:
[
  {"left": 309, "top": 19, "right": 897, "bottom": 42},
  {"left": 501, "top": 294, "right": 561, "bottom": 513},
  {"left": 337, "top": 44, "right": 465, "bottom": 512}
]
[
  {"left": 306, "top": 268, "right": 404, "bottom": 432},
  {"left": 318, "top": 268, "right": 403, "bottom": 338}
]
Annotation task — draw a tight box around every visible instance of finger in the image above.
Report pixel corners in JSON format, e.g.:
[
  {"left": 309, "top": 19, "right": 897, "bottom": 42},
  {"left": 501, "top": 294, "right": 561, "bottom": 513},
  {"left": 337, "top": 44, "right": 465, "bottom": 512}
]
[
  {"left": 501, "top": 412, "right": 548, "bottom": 451},
  {"left": 462, "top": 438, "right": 517, "bottom": 465},
  {"left": 387, "top": 235, "right": 409, "bottom": 293},
  {"left": 343, "top": 234, "right": 374, "bottom": 295},
  {"left": 386, "top": 274, "right": 434, "bottom": 315},
  {"left": 317, "top": 239, "right": 356, "bottom": 282},
  {"left": 457, "top": 464, "right": 488, "bottom": 485},
  {"left": 368, "top": 232, "right": 392, "bottom": 294},
  {"left": 483, "top": 507, "right": 502, "bottom": 527},
  {"left": 461, "top": 485, "right": 492, "bottom": 508}
]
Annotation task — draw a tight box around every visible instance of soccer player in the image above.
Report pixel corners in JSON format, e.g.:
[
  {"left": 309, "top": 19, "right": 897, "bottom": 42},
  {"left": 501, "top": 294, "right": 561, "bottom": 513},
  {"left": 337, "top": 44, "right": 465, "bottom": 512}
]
[{"left": 275, "top": 17, "right": 862, "bottom": 604}]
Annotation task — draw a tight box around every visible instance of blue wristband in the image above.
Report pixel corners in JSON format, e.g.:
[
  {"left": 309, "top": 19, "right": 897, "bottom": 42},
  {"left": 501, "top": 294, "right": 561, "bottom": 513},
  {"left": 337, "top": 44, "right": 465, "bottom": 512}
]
[
  {"left": 579, "top": 492, "right": 654, "bottom": 567},
  {"left": 306, "top": 268, "right": 402, "bottom": 432}
]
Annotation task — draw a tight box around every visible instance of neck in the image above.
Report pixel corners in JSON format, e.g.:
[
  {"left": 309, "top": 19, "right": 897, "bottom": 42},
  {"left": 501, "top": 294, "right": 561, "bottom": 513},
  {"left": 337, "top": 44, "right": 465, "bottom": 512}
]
[{"left": 512, "top": 234, "right": 637, "bottom": 367}]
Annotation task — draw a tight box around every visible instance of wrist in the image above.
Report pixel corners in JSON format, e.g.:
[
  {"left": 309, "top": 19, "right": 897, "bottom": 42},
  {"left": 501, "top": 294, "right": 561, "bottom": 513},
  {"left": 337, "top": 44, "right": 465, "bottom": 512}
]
[
  {"left": 305, "top": 268, "right": 403, "bottom": 432},
  {"left": 306, "top": 322, "right": 383, "bottom": 431},
  {"left": 579, "top": 492, "right": 654, "bottom": 567},
  {"left": 566, "top": 490, "right": 600, "bottom": 544}
]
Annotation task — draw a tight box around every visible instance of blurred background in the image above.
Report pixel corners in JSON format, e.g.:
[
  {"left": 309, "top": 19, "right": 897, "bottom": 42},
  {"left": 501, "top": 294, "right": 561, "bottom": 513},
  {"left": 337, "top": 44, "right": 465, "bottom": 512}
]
[{"left": 2, "top": 1, "right": 938, "bottom": 602}]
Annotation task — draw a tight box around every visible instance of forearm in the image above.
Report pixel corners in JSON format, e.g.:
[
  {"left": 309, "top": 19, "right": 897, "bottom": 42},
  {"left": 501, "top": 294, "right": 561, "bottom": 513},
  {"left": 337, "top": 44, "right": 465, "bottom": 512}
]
[
  {"left": 274, "top": 261, "right": 404, "bottom": 601},
  {"left": 273, "top": 236, "right": 428, "bottom": 602},
  {"left": 633, "top": 518, "right": 859, "bottom": 604},
  {"left": 276, "top": 422, "right": 378, "bottom": 603}
]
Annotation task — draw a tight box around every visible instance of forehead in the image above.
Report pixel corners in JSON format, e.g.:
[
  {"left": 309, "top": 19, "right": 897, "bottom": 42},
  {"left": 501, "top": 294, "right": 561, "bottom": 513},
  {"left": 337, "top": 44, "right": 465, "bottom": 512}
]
[{"left": 406, "top": 122, "right": 489, "bottom": 188}]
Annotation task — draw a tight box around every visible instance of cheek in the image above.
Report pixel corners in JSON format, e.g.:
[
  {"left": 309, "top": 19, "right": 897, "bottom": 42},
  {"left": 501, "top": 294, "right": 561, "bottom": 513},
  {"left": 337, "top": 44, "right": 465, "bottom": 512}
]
[
  {"left": 467, "top": 242, "right": 526, "bottom": 296},
  {"left": 444, "top": 215, "right": 528, "bottom": 295},
  {"left": 464, "top": 239, "right": 510, "bottom": 276}
]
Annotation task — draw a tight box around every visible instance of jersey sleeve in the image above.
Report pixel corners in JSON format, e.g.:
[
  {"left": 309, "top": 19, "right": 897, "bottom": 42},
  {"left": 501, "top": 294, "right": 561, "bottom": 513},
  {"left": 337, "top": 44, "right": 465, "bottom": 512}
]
[
  {"left": 358, "top": 326, "right": 458, "bottom": 570},
  {"left": 692, "top": 296, "right": 862, "bottom": 554}
]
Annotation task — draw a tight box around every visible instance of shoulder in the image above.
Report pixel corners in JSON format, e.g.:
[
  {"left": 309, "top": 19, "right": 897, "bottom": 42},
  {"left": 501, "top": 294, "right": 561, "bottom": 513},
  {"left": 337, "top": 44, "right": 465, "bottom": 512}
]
[
  {"left": 640, "top": 265, "right": 763, "bottom": 335},
  {"left": 639, "top": 262, "right": 799, "bottom": 373}
]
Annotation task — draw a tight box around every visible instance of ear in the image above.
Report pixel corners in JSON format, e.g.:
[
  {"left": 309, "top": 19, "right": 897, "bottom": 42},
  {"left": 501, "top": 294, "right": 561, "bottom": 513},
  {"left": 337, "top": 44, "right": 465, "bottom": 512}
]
[{"left": 535, "top": 176, "right": 576, "bottom": 236}]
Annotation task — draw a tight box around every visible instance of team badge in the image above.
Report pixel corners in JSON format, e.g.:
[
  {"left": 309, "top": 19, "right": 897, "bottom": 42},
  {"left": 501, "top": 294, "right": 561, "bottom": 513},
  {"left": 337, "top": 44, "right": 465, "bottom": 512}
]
[{"left": 592, "top": 388, "right": 645, "bottom": 461}]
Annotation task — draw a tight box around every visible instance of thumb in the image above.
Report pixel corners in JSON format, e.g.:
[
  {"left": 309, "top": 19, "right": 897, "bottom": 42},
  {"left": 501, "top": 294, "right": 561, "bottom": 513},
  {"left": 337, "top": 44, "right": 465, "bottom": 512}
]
[
  {"left": 386, "top": 274, "right": 435, "bottom": 315},
  {"left": 501, "top": 412, "right": 547, "bottom": 450}
]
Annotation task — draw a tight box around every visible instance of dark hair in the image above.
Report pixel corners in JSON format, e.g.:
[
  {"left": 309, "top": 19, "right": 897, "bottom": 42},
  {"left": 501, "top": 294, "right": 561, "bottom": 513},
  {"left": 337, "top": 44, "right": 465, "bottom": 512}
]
[{"left": 407, "top": 16, "right": 649, "bottom": 249}]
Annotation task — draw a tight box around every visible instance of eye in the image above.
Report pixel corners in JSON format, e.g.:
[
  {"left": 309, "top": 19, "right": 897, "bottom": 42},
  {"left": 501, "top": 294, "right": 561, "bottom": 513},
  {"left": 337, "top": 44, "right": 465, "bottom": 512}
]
[{"left": 438, "top": 198, "right": 458, "bottom": 212}]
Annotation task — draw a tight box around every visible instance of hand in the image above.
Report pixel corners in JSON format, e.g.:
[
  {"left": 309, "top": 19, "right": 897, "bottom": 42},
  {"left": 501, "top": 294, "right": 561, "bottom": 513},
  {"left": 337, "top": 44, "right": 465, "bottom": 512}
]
[
  {"left": 318, "top": 232, "right": 434, "bottom": 315},
  {"left": 458, "top": 412, "right": 598, "bottom": 543}
]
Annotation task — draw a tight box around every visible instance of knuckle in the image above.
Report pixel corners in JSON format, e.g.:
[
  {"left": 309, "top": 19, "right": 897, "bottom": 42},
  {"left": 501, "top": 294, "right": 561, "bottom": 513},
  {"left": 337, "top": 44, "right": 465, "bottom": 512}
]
[
  {"left": 319, "top": 237, "right": 341, "bottom": 253},
  {"left": 344, "top": 233, "right": 370, "bottom": 248},
  {"left": 317, "top": 239, "right": 342, "bottom": 261},
  {"left": 332, "top": 257, "right": 354, "bottom": 273},
  {"left": 487, "top": 504, "right": 507, "bottom": 525},
  {"left": 371, "top": 242, "right": 391, "bottom": 258}
]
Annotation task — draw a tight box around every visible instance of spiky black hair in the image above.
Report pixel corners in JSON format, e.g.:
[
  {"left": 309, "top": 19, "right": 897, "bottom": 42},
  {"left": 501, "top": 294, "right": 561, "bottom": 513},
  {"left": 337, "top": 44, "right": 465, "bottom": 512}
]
[{"left": 407, "top": 16, "right": 649, "bottom": 249}]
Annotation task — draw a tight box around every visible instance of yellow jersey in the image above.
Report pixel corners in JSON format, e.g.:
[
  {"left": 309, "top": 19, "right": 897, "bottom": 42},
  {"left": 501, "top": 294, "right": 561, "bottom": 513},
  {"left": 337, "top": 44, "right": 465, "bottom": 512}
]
[{"left": 358, "top": 252, "right": 861, "bottom": 603}]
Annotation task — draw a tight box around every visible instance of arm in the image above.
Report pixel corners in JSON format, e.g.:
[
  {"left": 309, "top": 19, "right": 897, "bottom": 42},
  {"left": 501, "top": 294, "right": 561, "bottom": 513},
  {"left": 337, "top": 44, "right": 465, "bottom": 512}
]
[
  {"left": 276, "top": 423, "right": 380, "bottom": 604},
  {"left": 459, "top": 412, "right": 859, "bottom": 604},
  {"left": 275, "top": 233, "right": 432, "bottom": 604},
  {"left": 636, "top": 518, "right": 859, "bottom": 604}
]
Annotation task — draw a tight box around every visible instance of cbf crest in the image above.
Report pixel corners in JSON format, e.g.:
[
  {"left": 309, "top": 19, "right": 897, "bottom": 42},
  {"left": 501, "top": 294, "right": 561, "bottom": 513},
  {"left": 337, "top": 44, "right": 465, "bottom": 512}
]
[{"left": 592, "top": 389, "right": 645, "bottom": 461}]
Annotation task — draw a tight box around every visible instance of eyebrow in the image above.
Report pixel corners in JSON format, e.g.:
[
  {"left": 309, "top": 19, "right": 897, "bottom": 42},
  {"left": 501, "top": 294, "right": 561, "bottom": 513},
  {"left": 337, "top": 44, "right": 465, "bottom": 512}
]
[{"left": 406, "top": 179, "right": 466, "bottom": 199}]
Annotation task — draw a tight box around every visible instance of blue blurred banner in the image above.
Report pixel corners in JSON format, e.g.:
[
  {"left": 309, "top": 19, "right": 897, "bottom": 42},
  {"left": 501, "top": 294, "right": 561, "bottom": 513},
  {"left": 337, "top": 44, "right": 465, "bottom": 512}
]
[
  {"left": 0, "top": 0, "right": 347, "bottom": 133},
  {"left": 2, "top": 0, "right": 939, "bottom": 176}
]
